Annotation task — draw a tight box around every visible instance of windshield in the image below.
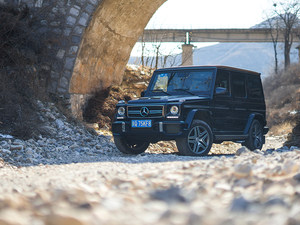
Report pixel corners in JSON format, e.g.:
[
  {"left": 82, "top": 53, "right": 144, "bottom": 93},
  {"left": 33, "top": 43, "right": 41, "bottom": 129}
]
[{"left": 149, "top": 70, "right": 214, "bottom": 95}]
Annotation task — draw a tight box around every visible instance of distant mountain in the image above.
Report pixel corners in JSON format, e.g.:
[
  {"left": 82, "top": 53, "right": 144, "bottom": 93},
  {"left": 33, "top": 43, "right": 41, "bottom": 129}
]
[
  {"left": 193, "top": 42, "right": 298, "bottom": 76},
  {"left": 193, "top": 43, "right": 274, "bottom": 75},
  {"left": 251, "top": 16, "right": 284, "bottom": 29},
  {"left": 251, "top": 15, "right": 300, "bottom": 29},
  {"left": 128, "top": 42, "right": 299, "bottom": 77}
]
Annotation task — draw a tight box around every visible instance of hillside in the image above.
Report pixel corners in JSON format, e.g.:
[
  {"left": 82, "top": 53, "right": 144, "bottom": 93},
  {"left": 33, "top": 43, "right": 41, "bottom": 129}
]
[
  {"left": 193, "top": 42, "right": 299, "bottom": 76},
  {"left": 263, "top": 64, "right": 300, "bottom": 147}
]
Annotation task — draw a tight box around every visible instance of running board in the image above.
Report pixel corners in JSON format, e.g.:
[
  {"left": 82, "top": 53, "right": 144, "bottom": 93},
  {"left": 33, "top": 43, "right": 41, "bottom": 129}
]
[{"left": 214, "top": 135, "right": 248, "bottom": 141}]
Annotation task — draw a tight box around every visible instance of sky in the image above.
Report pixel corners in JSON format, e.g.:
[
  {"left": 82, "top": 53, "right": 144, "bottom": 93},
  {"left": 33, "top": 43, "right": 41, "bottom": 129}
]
[
  {"left": 146, "top": 0, "right": 274, "bottom": 29},
  {"left": 131, "top": 0, "right": 275, "bottom": 56}
]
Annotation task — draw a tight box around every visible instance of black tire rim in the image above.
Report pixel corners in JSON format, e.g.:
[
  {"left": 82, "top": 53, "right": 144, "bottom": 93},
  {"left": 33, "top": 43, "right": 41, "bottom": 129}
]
[
  {"left": 252, "top": 122, "right": 263, "bottom": 149},
  {"left": 187, "top": 125, "right": 210, "bottom": 154}
]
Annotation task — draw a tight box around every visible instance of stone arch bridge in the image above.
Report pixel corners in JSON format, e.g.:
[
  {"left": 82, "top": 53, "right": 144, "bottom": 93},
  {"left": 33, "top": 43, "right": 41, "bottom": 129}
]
[
  {"left": 3, "top": 0, "right": 298, "bottom": 118},
  {"left": 2, "top": 0, "right": 166, "bottom": 117}
]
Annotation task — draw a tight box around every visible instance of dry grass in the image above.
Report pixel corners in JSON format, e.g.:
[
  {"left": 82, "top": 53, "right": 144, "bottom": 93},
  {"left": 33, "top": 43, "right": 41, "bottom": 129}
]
[
  {"left": 263, "top": 64, "right": 300, "bottom": 146},
  {"left": 269, "top": 122, "right": 294, "bottom": 136},
  {"left": 263, "top": 64, "right": 300, "bottom": 128}
]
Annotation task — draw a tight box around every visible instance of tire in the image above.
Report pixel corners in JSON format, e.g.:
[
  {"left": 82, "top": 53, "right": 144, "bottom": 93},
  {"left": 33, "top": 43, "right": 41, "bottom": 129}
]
[
  {"left": 176, "top": 120, "right": 213, "bottom": 156},
  {"left": 244, "top": 119, "right": 263, "bottom": 150},
  {"left": 114, "top": 136, "right": 149, "bottom": 154}
]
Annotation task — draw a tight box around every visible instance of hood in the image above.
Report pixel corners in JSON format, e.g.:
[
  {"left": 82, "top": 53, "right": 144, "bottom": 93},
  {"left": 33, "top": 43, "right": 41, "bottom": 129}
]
[{"left": 128, "top": 95, "right": 210, "bottom": 104}]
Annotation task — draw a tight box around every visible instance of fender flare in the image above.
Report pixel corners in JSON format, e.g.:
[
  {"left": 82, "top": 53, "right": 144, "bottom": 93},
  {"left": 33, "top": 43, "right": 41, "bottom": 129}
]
[
  {"left": 185, "top": 109, "right": 212, "bottom": 129},
  {"left": 243, "top": 113, "right": 264, "bottom": 135}
]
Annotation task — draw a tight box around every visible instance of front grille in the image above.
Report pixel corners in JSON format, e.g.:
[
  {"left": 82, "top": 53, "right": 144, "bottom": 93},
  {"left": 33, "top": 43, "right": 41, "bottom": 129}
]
[{"left": 127, "top": 105, "right": 164, "bottom": 118}]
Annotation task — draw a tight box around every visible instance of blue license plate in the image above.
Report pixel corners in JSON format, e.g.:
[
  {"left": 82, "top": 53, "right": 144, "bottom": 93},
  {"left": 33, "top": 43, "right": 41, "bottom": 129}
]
[{"left": 131, "top": 120, "right": 152, "bottom": 128}]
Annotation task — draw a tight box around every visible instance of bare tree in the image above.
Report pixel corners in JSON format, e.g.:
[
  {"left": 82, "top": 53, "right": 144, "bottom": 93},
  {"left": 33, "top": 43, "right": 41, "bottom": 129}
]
[
  {"left": 139, "top": 31, "right": 163, "bottom": 69},
  {"left": 139, "top": 31, "right": 183, "bottom": 69},
  {"left": 155, "top": 43, "right": 184, "bottom": 68},
  {"left": 154, "top": 41, "right": 162, "bottom": 70},
  {"left": 273, "top": 0, "right": 300, "bottom": 69},
  {"left": 160, "top": 48, "right": 182, "bottom": 68},
  {"left": 265, "top": 16, "right": 280, "bottom": 73}
]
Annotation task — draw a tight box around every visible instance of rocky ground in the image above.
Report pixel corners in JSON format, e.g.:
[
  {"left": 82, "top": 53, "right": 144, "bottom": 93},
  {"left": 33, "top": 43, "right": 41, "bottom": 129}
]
[{"left": 0, "top": 101, "right": 300, "bottom": 225}]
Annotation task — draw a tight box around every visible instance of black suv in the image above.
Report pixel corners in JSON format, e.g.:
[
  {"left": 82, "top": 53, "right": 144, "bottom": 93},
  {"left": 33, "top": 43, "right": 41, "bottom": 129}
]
[{"left": 112, "top": 66, "right": 268, "bottom": 156}]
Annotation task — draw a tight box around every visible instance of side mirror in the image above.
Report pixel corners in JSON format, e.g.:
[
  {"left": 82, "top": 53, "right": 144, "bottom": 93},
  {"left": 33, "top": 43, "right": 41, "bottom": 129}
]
[
  {"left": 141, "top": 91, "right": 145, "bottom": 97},
  {"left": 215, "top": 87, "right": 227, "bottom": 95}
]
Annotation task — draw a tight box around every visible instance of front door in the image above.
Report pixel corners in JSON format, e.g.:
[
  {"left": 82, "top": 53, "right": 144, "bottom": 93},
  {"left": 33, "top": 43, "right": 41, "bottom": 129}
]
[{"left": 212, "top": 70, "right": 234, "bottom": 133}]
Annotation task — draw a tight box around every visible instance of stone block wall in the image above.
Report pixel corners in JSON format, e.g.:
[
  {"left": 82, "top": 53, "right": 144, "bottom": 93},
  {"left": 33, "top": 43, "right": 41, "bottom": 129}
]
[{"left": 2, "top": 0, "right": 101, "bottom": 96}]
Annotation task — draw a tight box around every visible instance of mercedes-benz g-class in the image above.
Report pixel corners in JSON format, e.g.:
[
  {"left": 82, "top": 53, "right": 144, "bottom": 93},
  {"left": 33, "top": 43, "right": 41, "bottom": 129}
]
[{"left": 112, "top": 66, "right": 268, "bottom": 156}]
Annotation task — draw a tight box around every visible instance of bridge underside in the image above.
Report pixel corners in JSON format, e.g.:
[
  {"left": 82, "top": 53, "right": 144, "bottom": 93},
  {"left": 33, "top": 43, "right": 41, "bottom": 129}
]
[{"left": 139, "top": 28, "right": 300, "bottom": 43}]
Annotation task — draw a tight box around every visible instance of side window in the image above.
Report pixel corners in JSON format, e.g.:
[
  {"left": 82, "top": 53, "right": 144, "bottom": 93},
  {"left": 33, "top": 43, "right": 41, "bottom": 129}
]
[
  {"left": 153, "top": 73, "right": 169, "bottom": 92},
  {"left": 215, "top": 70, "right": 230, "bottom": 96},
  {"left": 232, "top": 73, "right": 246, "bottom": 98},
  {"left": 248, "top": 76, "right": 263, "bottom": 99}
]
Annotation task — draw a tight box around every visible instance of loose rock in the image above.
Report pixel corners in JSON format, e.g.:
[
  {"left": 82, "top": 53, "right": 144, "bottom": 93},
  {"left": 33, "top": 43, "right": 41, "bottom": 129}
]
[{"left": 0, "top": 100, "right": 299, "bottom": 225}]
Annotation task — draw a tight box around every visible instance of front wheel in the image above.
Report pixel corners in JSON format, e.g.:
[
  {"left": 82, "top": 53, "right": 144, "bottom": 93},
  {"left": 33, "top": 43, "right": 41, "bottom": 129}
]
[
  {"left": 176, "top": 120, "right": 213, "bottom": 156},
  {"left": 244, "top": 119, "right": 263, "bottom": 150},
  {"left": 114, "top": 136, "right": 149, "bottom": 154}
]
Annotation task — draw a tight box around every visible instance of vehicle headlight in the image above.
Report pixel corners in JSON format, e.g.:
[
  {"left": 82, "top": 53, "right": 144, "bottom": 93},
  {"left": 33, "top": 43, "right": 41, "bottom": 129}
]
[
  {"left": 118, "top": 107, "right": 125, "bottom": 116},
  {"left": 170, "top": 106, "right": 179, "bottom": 115}
]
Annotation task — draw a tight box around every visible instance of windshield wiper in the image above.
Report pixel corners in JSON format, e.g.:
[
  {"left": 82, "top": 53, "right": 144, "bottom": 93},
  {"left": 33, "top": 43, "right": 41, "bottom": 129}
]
[
  {"left": 167, "top": 72, "right": 176, "bottom": 85},
  {"left": 152, "top": 89, "right": 171, "bottom": 95},
  {"left": 174, "top": 88, "right": 197, "bottom": 96}
]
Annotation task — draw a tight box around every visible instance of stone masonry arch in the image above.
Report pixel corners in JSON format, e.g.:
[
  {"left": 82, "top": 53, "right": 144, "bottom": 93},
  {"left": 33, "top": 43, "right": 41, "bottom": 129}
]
[
  {"left": 2, "top": 0, "right": 165, "bottom": 117},
  {"left": 69, "top": 0, "right": 165, "bottom": 117}
]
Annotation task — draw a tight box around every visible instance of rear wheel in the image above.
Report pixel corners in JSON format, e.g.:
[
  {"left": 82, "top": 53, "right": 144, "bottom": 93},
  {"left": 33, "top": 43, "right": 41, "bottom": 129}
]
[
  {"left": 114, "top": 136, "right": 149, "bottom": 154},
  {"left": 176, "top": 120, "right": 213, "bottom": 156},
  {"left": 244, "top": 119, "right": 263, "bottom": 150}
]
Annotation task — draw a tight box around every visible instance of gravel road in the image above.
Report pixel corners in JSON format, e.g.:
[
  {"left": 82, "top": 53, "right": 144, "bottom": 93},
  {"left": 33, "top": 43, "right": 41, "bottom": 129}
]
[
  {"left": 1, "top": 137, "right": 300, "bottom": 225},
  {"left": 0, "top": 101, "right": 300, "bottom": 225}
]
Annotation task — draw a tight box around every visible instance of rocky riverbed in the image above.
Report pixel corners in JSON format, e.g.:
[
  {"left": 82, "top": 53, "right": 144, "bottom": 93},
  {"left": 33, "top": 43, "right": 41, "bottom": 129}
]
[{"left": 0, "top": 101, "right": 300, "bottom": 225}]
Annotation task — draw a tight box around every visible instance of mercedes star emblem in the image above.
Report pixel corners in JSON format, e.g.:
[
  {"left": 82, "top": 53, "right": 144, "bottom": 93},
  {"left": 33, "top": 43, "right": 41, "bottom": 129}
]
[{"left": 140, "top": 107, "right": 150, "bottom": 117}]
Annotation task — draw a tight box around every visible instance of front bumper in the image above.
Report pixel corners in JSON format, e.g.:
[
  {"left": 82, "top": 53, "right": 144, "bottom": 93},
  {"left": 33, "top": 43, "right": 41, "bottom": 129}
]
[{"left": 112, "top": 120, "right": 187, "bottom": 141}]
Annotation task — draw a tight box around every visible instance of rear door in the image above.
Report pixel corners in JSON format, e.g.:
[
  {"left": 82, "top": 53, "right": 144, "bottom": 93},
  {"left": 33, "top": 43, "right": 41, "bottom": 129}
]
[{"left": 231, "top": 72, "right": 248, "bottom": 133}]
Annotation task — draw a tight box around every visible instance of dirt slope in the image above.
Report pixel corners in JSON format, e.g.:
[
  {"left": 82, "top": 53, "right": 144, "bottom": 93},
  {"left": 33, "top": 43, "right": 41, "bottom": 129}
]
[{"left": 83, "top": 65, "right": 153, "bottom": 129}]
